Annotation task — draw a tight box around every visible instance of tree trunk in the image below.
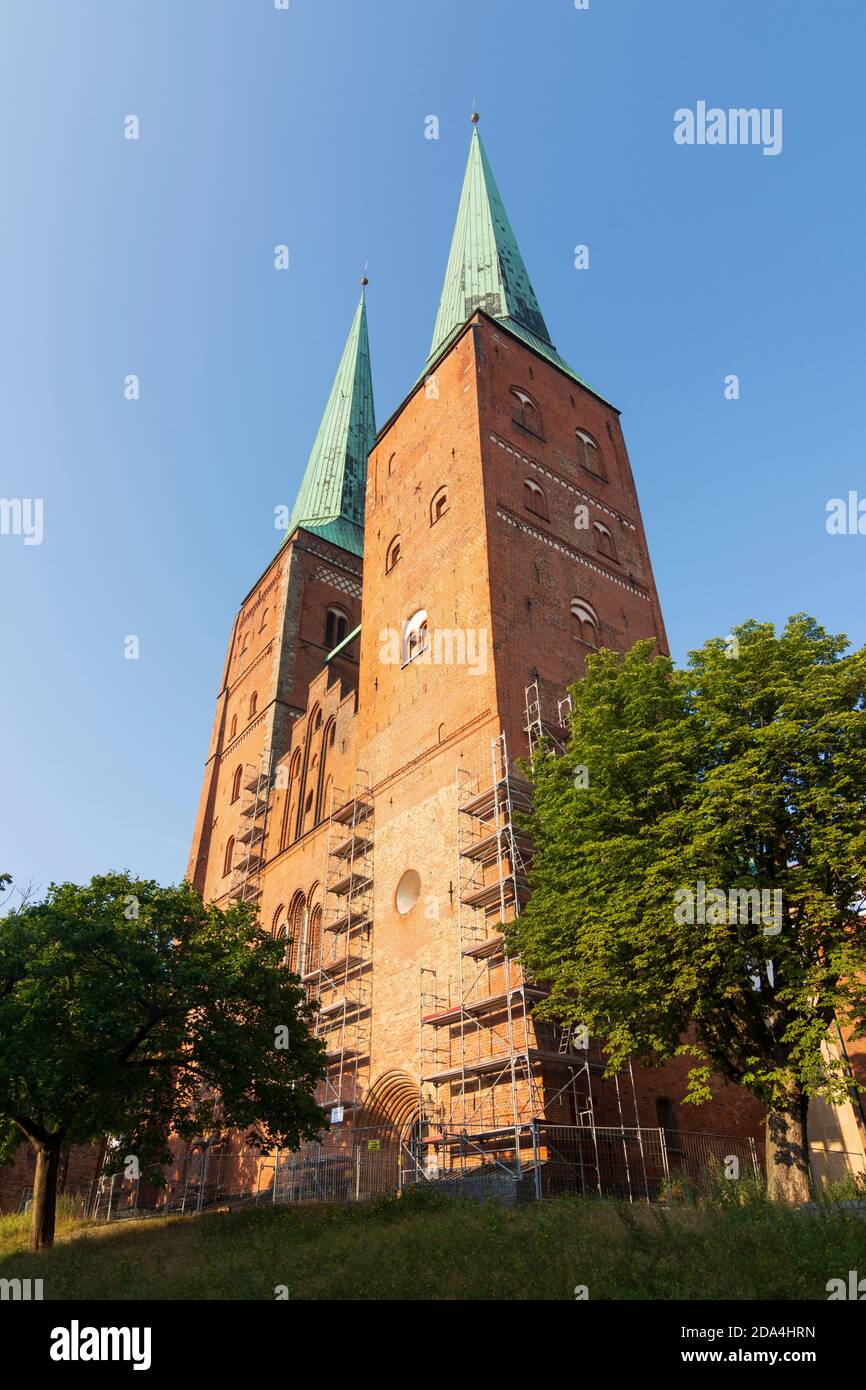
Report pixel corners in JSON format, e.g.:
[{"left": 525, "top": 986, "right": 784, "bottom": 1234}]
[
  {"left": 765, "top": 1092, "right": 811, "bottom": 1203},
  {"left": 29, "top": 1136, "right": 62, "bottom": 1252}
]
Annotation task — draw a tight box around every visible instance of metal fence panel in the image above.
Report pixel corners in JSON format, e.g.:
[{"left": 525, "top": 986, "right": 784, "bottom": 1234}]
[{"left": 21, "top": 1123, "right": 767, "bottom": 1224}]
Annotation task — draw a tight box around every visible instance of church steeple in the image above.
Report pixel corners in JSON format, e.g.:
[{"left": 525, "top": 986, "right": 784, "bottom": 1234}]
[
  {"left": 286, "top": 284, "right": 375, "bottom": 558},
  {"left": 425, "top": 119, "right": 595, "bottom": 394}
]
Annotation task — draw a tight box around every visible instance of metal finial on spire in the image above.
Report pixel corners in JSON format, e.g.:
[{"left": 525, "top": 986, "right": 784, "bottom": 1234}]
[
  {"left": 361, "top": 261, "right": 368, "bottom": 287},
  {"left": 470, "top": 109, "right": 480, "bottom": 124}
]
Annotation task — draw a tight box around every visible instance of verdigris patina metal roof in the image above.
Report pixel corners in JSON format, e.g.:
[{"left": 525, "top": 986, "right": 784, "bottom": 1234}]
[
  {"left": 424, "top": 122, "right": 605, "bottom": 402},
  {"left": 285, "top": 286, "right": 375, "bottom": 558}
]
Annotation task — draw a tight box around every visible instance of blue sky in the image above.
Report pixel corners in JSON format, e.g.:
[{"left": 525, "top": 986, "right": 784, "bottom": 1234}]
[{"left": 1, "top": 0, "right": 863, "bottom": 894}]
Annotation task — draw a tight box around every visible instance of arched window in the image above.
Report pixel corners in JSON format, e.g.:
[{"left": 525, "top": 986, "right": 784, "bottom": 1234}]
[
  {"left": 273, "top": 904, "right": 290, "bottom": 967},
  {"left": 229, "top": 714, "right": 237, "bottom": 739},
  {"left": 385, "top": 535, "right": 402, "bottom": 572},
  {"left": 325, "top": 607, "right": 349, "bottom": 648},
  {"left": 286, "top": 892, "right": 307, "bottom": 974},
  {"left": 430, "top": 486, "right": 449, "bottom": 525},
  {"left": 248, "top": 691, "right": 258, "bottom": 719},
  {"left": 571, "top": 598, "right": 599, "bottom": 648},
  {"left": 593, "top": 520, "right": 617, "bottom": 562},
  {"left": 655, "top": 1096, "right": 682, "bottom": 1153},
  {"left": 656, "top": 1096, "right": 675, "bottom": 1132},
  {"left": 259, "top": 607, "right": 269, "bottom": 632},
  {"left": 223, "top": 836, "right": 235, "bottom": 877},
  {"left": 576, "top": 428, "right": 606, "bottom": 480},
  {"left": 388, "top": 452, "right": 396, "bottom": 476},
  {"left": 511, "top": 388, "right": 543, "bottom": 438},
  {"left": 523, "top": 478, "right": 548, "bottom": 520},
  {"left": 230, "top": 765, "right": 243, "bottom": 803},
  {"left": 403, "top": 609, "right": 428, "bottom": 666},
  {"left": 283, "top": 749, "right": 302, "bottom": 850},
  {"left": 305, "top": 903, "right": 323, "bottom": 977}
]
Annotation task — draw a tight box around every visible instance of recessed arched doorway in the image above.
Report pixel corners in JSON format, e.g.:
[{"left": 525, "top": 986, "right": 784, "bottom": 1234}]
[{"left": 359, "top": 1069, "right": 421, "bottom": 1144}]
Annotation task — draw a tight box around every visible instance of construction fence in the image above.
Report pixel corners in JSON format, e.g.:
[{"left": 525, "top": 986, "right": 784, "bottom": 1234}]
[
  {"left": 402, "top": 1123, "right": 761, "bottom": 1204},
  {"left": 17, "top": 1123, "right": 765, "bottom": 1221}
]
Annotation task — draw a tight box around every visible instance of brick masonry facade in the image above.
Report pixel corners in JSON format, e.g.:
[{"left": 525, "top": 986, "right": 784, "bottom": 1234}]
[
  {"left": 182, "top": 312, "right": 780, "bottom": 1186},
  {"left": 4, "top": 310, "right": 861, "bottom": 1215}
]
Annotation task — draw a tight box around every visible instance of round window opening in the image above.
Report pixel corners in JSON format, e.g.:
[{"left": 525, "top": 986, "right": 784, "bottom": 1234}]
[{"left": 395, "top": 869, "right": 421, "bottom": 915}]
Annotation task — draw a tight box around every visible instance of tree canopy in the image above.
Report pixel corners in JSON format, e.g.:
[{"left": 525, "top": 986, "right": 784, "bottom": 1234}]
[
  {"left": 0, "top": 872, "right": 326, "bottom": 1248},
  {"left": 511, "top": 615, "right": 866, "bottom": 1200}
]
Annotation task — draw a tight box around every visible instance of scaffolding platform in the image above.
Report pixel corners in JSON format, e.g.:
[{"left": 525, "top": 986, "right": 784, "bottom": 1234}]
[
  {"left": 332, "top": 796, "right": 373, "bottom": 826},
  {"left": 422, "top": 985, "right": 546, "bottom": 1026},
  {"left": 459, "top": 875, "right": 530, "bottom": 911},
  {"left": 330, "top": 871, "right": 374, "bottom": 898},
  {"left": 332, "top": 833, "right": 373, "bottom": 861},
  {"left": 459, "top": 827, "right": 533, "bottom": 865},
  {"left": 460, "top": 775, "right": 533, "bottom": 822},
  {"left": 302, "top": 952, "right": 367, "bottom": 985},
  {"left": 325, "top": 910, "right": 370, "bottom": 935},
  {"left": 461, "top": 933, "right": 505, "bottom": 960}
]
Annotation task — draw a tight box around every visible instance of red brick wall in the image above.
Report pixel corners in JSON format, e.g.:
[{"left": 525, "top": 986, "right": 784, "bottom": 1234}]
[
  {"left": 0, "top": 1141, "right": 104, "bottom": 1215},
  {"left": 178, "top": 312, "right": 768, "bottom": 1170},
  {"left": 188, "top": 531, "right": 362, "bottom": 901}
]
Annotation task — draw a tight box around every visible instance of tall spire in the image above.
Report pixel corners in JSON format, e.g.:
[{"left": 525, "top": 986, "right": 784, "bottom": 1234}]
[
  {"left": 285, "top": 284, "right": 375, "bottom": 558},
  {"left": 424, "top": 118, "right": 596, "bottom": 393}
]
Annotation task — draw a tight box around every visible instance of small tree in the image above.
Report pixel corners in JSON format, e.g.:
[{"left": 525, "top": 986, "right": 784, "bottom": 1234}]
[
  {"left": 512, "top": 616, "right": 866, "bottom": 1202},
  {"left": 0, "top": 873, "right": 326, "bottom": 1250}
]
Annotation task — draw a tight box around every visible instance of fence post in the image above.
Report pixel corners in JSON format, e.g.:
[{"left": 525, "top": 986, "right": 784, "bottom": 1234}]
[
  {"left": 531, "top": 1119, "right": 542, "bottom": 1201},
  {"left": 355, "top": 1146, "right": 361, "bottom": 1202},
  {"left": 659, "top": 1127, "right": 671, "bottom": 1191},
  {"left": 181, "top": 1156, "right": 191, "bottom": 1213},
  {"left": 197, "top": 1146, "right": 209, "bottom": 1214},
  {"left": 748, "top": 1136, "right": 760, "bottom": 1182},
  {"left": 106, "top": 1173, "right": 116, "bottom": 1222}
]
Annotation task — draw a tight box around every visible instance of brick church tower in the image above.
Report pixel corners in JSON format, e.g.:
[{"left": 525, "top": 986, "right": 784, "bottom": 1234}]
[{"left": 187, "top": 119, "right": 765, "bottom": 1188}]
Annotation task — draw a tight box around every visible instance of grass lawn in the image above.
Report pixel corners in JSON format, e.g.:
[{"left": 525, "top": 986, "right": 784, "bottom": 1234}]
[{"left": 2, "top": 1188, "right": 864, "bottom": 1301}]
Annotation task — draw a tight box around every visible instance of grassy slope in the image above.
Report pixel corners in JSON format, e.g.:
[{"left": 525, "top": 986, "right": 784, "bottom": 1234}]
[{"left": 3, "top": 1190, "right": 866, "bottom": 1300}]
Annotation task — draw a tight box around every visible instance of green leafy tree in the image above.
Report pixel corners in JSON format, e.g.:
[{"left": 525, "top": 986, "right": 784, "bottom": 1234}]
[
  {"left": 511, "top": 616, "right": 866, "bottom": 1202},
  {"left": 0, "top": 873, "right": 326, "bottom": 1250}
]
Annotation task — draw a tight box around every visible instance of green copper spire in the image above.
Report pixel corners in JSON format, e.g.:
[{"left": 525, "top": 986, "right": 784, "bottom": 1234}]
[
  {"left": 425, "top": 120, "right": 599, "bottom": 396},
  {"left": 285, "top": 285, "right": 375, "bottom": 557}
]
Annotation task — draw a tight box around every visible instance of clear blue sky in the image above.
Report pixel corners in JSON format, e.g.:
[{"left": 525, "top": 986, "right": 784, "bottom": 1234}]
[{"left": 1, "top": 0, "right": 863, "bottom": 895}]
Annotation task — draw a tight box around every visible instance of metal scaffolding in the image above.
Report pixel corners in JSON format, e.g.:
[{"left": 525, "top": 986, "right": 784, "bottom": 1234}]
[
  {"left": 521, "top": 679, "right": 649, "bottom": 1195},
  {"left": 415, "top": 697, "right": 653, "bottom": 1198},
  {"left": 524, "top": 678, "right": 572, "bottom": 759},
  {"left": 229, "top": 745, "right": 272, "bottom": 906},
  {"left": 304, "top": 771, "right": 374, "bottom": 1124},
  {"left": 420, "top": 733, "right": 596, "bottom": 1139}
]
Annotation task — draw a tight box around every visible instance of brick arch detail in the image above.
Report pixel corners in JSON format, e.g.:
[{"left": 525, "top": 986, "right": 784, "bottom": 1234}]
[{"left": 359, "top": 1070, "right": 420, "bottom": 1140}]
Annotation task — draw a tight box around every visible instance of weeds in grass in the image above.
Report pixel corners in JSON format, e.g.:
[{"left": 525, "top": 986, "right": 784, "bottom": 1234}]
[{"left": 1, "top": 1188, "right": 864, "bottom": 1300}]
